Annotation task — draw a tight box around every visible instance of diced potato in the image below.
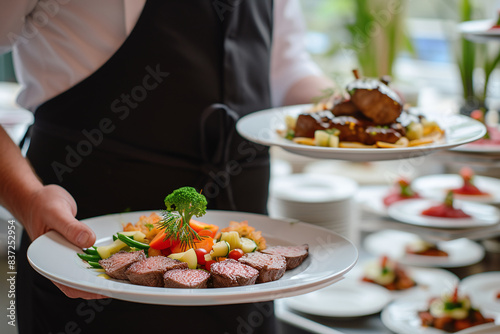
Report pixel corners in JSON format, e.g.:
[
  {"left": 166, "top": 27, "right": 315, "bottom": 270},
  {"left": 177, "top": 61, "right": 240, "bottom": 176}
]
[
  {"left": 314, "top": 130, "right": 330, "bottom": 146},
  {"left": 328, "top": 134, "right": 339, "bottom": 148},
  {"left": 406, "top": 122, "right": 424, "bottom": 140},
  {"left": 97, "top": 239, "right": 127, "bottom": 259},
  {"left": 168, "top": 248, "right": 197, "bottom": 269},
  {"left": 285, "top": 115, "right": 297, "bottom": 130}
]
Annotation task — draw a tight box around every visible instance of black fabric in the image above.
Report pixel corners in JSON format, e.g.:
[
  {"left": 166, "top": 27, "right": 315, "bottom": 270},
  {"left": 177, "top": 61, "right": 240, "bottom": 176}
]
[{"left": 17, "top": 0, "right": 275, "bottom": 333}]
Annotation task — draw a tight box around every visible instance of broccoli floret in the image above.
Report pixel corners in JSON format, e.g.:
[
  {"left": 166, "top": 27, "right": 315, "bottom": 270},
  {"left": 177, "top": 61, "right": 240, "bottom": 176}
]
[{"left": 164, "top": 186, "right": 207, "bottom": 225}]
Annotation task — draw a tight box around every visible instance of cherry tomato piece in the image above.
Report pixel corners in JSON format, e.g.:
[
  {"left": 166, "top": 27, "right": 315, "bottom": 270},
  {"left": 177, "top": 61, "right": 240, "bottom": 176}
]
[
  {"left": 194, "top": 248, "right": 207, "bottom": 265},
  {"left": 228, "top": 249, "right": 244, "bottom": 261},
  {"left": 205, "top": 260, "right": 216, "bottom": 271}
]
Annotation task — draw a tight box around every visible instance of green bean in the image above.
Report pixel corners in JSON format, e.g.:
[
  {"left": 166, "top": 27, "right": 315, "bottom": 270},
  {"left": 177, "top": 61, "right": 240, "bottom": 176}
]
[
  {"left": 83, "top": 248, "right": 100, "bottom": 256},
  {"left": 87, "top": 261, "right": 103, "bottom": 269},
  {"left": 77, "top": 253, "right": 101, "bottom": 262},
  {"left": 116, "top": 233, "right": 150, "bottom": 250}
]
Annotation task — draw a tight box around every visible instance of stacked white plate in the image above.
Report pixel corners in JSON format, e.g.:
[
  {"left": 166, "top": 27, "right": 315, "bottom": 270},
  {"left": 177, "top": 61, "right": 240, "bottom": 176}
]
[{"left": 268, "top": 173, "right": 359, "bottom": 244}]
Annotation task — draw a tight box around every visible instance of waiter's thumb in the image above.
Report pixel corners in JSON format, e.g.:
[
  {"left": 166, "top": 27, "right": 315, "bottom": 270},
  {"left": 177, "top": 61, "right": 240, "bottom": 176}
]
[{"left": 39, "top": 185, "right": 96, "bottom": 249}]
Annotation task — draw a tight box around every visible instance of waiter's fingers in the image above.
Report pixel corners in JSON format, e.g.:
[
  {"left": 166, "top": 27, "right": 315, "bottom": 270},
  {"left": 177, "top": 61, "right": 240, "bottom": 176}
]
[{"left": 52, "top": 281, "right": 108, "bottom": 300}]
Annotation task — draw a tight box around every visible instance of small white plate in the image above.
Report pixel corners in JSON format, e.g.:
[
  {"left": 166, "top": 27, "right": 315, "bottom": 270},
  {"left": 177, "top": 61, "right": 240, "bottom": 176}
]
[
  {"left": 381, "top": 296, "right": 500, "bottom": 334},
  {"left": 348, "top": 261, "right": 459, "bottom": 299},
  {"left": 28, "top": 210, "right": 358, "bottom": 306},
  {"left": 363, "top": 230, "right": 485, "bottom": 268},
  {"left": 236, "top": 104, "right": 486, "bottom": 161},
  {"left": 282, "top": 276, "right": 392, "bottom": 317},
  {"left": 459, "top": 19, "right": 500, "bottom": 42},
  {"left": 461, "top": 272, "right": 500, "bottom": 316},
  {"left": 387, "top": 199, "right": 500, "bottom": 229},
  {"left": 413, "top": 174, "right": 500, "bottom": 204}
]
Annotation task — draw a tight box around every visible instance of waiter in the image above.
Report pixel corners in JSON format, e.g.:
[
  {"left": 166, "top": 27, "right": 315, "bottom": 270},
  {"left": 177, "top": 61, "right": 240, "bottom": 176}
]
[{"left": 0, "top": 0, "right": 332, "bottom": 333}]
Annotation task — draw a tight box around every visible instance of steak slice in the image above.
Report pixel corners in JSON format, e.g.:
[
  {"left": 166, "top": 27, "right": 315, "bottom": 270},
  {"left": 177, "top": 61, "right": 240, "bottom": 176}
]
[
  {"left": 164, "top": 269, "right": 210, "bottom": 289},
  {"left": 125, "top": 256, "right": 188, "bottom": 287},
  {"left": 238, "top": 252, "right": 287, "bottom": 283},
  {"left": 98, "top": 250, "right": 146, "bottom": 280},
  {"left": 261, "top": 244, "right": 309, "bottom": 270},
  {"left": 210, "top": 259, "right": 259, "bottom": 288}
]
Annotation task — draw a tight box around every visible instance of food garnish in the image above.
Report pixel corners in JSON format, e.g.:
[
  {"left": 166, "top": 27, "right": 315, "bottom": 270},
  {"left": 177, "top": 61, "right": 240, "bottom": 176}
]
[
  {"left": 157, "top": 186, "right": 208, "bottom": 251},
  {"left": 419, "top": 286, "right": 494, "bottom": 332},
  {"left": 421, "top": 191, "right": 471, "bottom": 218},
  {"left": 405, "top": 239, "right": 449, "bottom": 257}
]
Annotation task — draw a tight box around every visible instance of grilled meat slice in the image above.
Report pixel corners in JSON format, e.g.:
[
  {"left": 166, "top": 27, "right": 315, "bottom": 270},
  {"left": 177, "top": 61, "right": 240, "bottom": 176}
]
[
  {"left": 238, "top": 252, "right": 287, "bottom": 283},
  {"left": 261, "top": 244, "right": 309, "bottom": 270},
  {"left": 210, "top": 259, "right": 259, "bottom": 288},
  {"left": 98, "top": 250, "right": 146, "bottom": 280},
  {"left": 125, "top": 256, "right": 188, "bottom": 287},
  {"left": 331, "top": 99, "right": 358, "bottom": 117},
  {"left": 163, "top": 269, "right": 210, "bottom": 289}
]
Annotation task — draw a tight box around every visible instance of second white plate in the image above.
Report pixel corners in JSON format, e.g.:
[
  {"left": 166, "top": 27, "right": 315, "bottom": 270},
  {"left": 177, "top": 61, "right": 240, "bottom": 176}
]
[
  {"left": 387, "top": 199, "right": 500, "bottom": 229},
  {"left": 363, "top": 230, "right": 485, "bottom": 268}
]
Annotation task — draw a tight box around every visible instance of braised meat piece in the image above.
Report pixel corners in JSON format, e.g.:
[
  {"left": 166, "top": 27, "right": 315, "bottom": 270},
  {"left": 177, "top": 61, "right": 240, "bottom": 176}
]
[
  {"left": 294, "top": 112, "right": 404, "bottom": 144},
  {"left": 238, "top": 252, "right": 287, "bottom": 283},
  {"left": 346, "top": 77, "right": 403, "bottom": 124},
  {"left": 210, "top": 259, "right": 259, "bottom": 288},
  {"left": 261, "top": 244, "right": 309, "bottom": 270},
  {"left": 163, "top": 269, "right": 210, "bottom": 289},
  {"left": 98, "top": 250, "right": 146, "bottom": 280},
  {"left": 294, "top": 111, "right": 333, "bottom": 138},
  {"left": 125, "top": 256, "right": 188, "bottom": 287},
  {"left": 331, "top": 99, "right": 358, "bottom": 116}
]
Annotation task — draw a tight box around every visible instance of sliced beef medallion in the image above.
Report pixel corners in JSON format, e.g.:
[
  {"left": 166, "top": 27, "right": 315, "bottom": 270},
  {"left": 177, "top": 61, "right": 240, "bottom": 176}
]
[
  {"left": 163, "top": 269, "right": 211, "bottom": 289},
  {"left": 294, "top": 110, "right": 334, "bottom": 138},
  {"left": 238, "top": 252, "right": 287, "bottom": 283},
  {"left": 210, "top": 259, "right": 259, "bottom": 288},
  {"left": 261, "top": 244, "right": 309, "bottom": 270},
  {"left": 125, "top": 256, "right": 188, "bottom": 287},
  {"left": 98, "top": 250, "right": 146, "bottom": 280}
]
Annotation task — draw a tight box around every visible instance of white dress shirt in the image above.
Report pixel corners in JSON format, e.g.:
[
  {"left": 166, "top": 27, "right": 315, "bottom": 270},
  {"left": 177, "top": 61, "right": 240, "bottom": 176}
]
[{"left": 0, "top": 0, "right": 321, "bottom": 111}]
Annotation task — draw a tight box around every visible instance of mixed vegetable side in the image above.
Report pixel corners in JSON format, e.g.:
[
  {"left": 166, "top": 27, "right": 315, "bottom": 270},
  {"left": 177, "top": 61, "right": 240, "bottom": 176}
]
[{"left": 77, "top": 187, "right": 265, "bottom": 272}]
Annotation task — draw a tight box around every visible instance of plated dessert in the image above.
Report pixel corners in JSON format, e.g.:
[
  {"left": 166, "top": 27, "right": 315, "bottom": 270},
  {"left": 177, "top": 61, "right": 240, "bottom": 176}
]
[
  {"left": 383, "top": 178, "right": 421, "bottom": 207},
  {"left": 421, "top": 191, "right": 471, "bottom": 219},
  {"left": 361, "top": 256, "right": 416, "bottom": 291},
  {"left": 278, "top": 70, "right": 445, "bottom": 149},
  {"left": 418, "top": 287, "right": 494, "bottom": 333},
  {"left": 77, "top": 187, "right": 309, "bottom": 289}
]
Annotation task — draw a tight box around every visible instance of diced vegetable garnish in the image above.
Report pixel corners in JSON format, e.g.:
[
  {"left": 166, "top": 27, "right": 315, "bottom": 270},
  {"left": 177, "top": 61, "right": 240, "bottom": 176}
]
[
  {"left": 220, "top": 231, "right": 242, "bottom": 250},
  {"left": 211, "top": 240, "right": 230, "bottom": 258},
  {"left": 168, "top": 248, "right": 197, "bottom": 269},
  {"left": 240, "top": 237, "right": 258, "bottom": 253}
]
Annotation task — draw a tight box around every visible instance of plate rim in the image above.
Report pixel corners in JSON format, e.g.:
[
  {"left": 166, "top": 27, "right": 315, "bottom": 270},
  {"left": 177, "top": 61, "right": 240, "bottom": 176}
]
[{"left": 27, "top": 210, "right": 358, "bottom": 306}]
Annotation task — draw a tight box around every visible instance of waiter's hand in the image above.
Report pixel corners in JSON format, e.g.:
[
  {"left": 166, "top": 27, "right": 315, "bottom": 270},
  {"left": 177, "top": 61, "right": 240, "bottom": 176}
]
[{"left": 26, "top": 184, "right": 107, "bottom": 299}]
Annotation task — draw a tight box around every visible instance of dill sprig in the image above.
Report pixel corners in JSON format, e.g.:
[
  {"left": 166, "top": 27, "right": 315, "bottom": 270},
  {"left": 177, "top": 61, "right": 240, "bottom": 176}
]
[{"left": 157, "top": 210, "right": 203, "bottom": 250}]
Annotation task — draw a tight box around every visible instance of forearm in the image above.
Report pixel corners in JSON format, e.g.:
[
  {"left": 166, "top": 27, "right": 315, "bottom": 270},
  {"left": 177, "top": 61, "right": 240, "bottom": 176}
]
[
  {"left": 0, "top": 0, "right": 38, "bottom": 51},
  {"left": 282, "top": 75, "right": 335, "bottom": 106},
  {"left": 0, "top": 126, "right": 43, "bottom": 224}
]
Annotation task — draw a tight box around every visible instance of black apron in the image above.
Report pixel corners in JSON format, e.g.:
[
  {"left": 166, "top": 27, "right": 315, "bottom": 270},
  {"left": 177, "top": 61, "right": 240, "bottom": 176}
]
[{"left": 17, "top": 0, "right": 275, "bottom": 333}]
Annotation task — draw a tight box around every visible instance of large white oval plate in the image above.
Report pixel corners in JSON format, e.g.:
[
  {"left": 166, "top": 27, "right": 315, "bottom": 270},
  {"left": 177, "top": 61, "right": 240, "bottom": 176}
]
[
  {"left": 27, "top": 210, "right": 358, "bottom": 306},
  {"left": 236, "top": 104, "right": 486, "bottom": 161}
]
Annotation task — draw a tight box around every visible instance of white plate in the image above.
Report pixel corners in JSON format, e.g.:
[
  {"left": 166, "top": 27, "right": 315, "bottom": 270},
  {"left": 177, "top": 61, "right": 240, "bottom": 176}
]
[
  {"left": 363, "top": 230, "right": 485, "bottom": 268},
  {"left": 236, "top": 104, "right": 486, "bottom": 161},
  {"left": 27, "top": 210, "right": 358, "bottom": 306},
  {"left": 387, "top": 199, "right": 500, "bottom": 229},
  {"left": 461, "top": 272, "right": 500, "bottom": 316},
  {"left": 459, "top": 19, "right": 500, "bottom": 42},
  {"left": 348, "top": 261, "right": 459, "bottom": 299},
  {"left": 413, "top": 174, "right": 500, "bottom": 204},
  {"left": 357, "top": 185, "right": 392, "bottom": 216},
  {"left": 381, "top": 296, "right": 500, "bottom": 334},
  {"left": 282, "top": 276, "right": 392, "bottom": 317}
]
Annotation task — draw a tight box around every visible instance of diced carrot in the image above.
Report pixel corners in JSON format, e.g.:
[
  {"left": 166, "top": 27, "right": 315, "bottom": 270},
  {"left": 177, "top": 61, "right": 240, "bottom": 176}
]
[
  {"left": 189, "top": 219, "right": 219, "bottom": 238},
  {"left": 195, "top": 236, "right": 214, "bottom": 253},
  {"left": 149, "top": 230, "right": 174, "bottom": 250}
]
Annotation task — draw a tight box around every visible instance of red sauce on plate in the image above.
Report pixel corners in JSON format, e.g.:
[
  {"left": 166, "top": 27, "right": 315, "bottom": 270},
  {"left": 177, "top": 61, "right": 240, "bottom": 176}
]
[
  {"left": 421, "top": 204, "right": 471, "bottom": 218},
  {"left": 451, "top": 167, "right": 490, "bottom": 196}
]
